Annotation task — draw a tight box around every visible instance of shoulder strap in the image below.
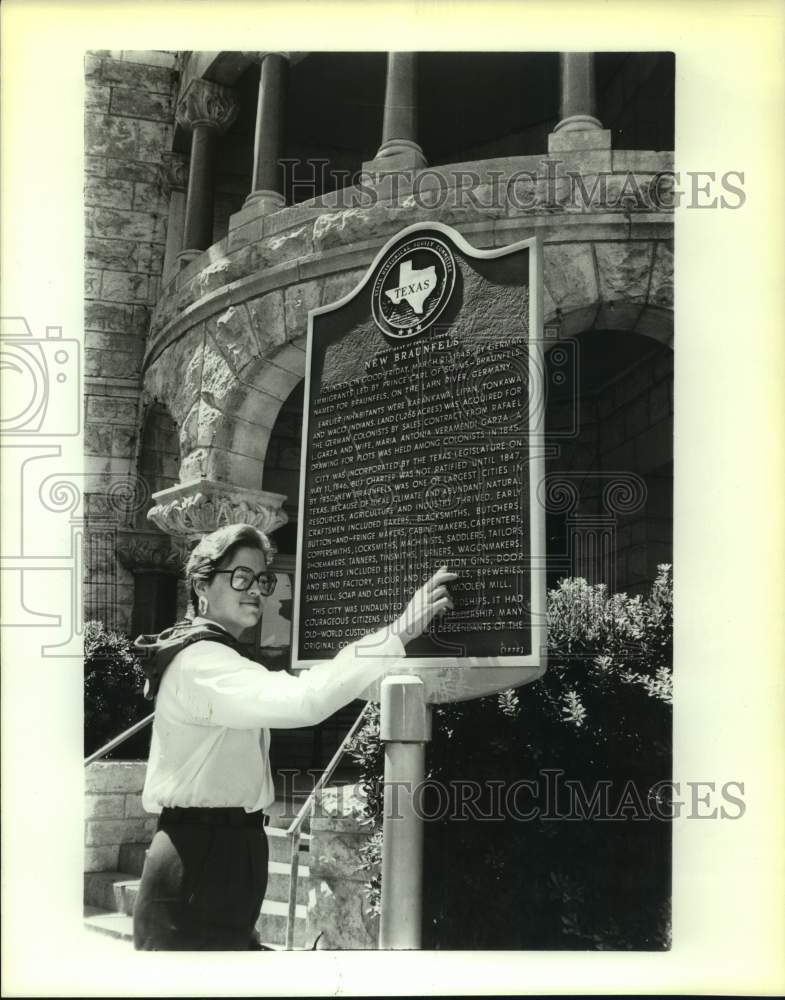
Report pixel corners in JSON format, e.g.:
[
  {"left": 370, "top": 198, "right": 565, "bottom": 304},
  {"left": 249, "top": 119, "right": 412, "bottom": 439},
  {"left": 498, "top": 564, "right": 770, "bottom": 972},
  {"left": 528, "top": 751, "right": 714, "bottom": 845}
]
[{"left": 134, "top": 621, "right": 241, "bottom": 701}]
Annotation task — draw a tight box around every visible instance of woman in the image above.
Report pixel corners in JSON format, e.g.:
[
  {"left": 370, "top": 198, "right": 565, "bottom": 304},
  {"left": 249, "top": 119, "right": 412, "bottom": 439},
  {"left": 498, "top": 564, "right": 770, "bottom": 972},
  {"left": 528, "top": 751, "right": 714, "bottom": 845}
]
[{"left": 132, "top": 522, "right": 456, "bottom": 950}]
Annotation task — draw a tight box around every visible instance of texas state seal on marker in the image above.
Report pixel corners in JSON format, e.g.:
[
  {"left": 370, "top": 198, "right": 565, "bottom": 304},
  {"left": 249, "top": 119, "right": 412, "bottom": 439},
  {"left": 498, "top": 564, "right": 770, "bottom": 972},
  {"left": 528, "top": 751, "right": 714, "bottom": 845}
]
[{"left": 371, "top": 235, "right": 456, "bottom": 339}]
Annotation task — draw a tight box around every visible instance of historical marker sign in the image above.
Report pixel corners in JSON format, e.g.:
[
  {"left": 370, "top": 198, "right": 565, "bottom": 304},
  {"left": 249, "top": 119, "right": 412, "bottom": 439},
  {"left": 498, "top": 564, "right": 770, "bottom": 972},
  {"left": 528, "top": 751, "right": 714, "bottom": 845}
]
[{"left": 292, "top": 222, "right": 546, "bottom": 702}]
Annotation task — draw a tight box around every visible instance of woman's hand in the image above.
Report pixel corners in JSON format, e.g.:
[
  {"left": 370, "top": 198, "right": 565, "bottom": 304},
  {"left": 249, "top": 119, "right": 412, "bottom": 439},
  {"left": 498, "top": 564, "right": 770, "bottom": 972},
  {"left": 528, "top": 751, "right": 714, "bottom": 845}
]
[{"left": 395, "top": 565, "right": 458, "bottom": 646}]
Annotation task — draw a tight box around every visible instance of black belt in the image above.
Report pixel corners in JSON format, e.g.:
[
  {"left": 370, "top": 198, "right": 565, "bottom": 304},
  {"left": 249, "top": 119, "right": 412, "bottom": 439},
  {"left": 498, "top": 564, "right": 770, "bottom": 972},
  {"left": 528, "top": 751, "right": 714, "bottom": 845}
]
[{"left": 159, "top": 806, "right": 265, "bottom": 829}]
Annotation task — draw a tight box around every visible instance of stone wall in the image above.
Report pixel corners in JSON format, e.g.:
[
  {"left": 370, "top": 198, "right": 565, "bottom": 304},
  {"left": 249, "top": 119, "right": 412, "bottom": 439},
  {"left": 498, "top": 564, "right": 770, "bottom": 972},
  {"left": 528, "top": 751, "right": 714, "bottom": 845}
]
[
  {"left": 84, "top": 51, "right": 179, "bottom": 631},
  {"left": 84, "top": 761, "right": 156, "bottom": 872}
]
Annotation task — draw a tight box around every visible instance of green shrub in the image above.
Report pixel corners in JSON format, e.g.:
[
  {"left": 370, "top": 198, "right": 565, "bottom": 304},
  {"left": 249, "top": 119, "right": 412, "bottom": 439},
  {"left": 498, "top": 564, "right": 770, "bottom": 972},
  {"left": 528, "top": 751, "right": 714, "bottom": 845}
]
[
  {"left": 348, "top": 566, "right": 673, "bottom": 949},
  {"left": 84, "top": 620, "right": 150, "bottom": 758}
]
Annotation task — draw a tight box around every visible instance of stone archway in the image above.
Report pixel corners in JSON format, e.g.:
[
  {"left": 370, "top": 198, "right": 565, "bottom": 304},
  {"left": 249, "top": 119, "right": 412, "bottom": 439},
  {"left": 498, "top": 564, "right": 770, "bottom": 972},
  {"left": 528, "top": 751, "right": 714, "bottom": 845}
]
[{"left": 544, "top": 327, "right": 673, "bottom": 595}]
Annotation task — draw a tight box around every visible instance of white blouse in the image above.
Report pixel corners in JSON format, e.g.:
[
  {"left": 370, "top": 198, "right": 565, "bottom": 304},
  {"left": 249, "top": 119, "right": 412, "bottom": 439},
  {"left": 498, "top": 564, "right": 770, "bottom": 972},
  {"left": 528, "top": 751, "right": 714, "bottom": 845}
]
[{"left": 142, "top": 620, "right": 405, "bottom": 814}]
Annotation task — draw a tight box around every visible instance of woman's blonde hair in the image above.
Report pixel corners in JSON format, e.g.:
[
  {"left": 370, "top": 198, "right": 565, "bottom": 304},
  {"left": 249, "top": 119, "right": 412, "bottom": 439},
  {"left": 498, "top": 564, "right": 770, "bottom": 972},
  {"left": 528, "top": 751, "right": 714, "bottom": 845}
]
[{"left": 185, "top": 524, "right": 276, "bottom": 615}]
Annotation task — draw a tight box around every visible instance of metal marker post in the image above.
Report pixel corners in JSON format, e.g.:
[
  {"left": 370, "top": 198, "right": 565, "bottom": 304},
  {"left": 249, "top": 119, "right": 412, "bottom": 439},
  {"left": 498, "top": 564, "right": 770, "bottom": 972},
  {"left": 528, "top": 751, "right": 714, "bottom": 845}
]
[{"left": 378, "top": 675, "right": 431, "bottom": 949}]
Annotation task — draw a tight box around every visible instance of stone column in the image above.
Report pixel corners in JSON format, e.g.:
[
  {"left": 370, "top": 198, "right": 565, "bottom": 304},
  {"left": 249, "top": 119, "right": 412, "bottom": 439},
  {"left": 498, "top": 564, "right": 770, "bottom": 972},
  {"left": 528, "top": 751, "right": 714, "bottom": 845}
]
[
  {"left": 243, "top": 52, "right": 289, "bottom": 216},
  {"left": 548, "top": 52, "right": 611, "bottom": 155},
  {"left": 554, "top": 52, "right": 602, "bottom": 133},
  {"left": 158, "top": 152, "right": 190, "bottom": 285},
  {"left": 175, "top": 79, "right": 239, "bottom": 264},
  {"left": 369, "top": 52, "right": 426, "bottom": 171}
]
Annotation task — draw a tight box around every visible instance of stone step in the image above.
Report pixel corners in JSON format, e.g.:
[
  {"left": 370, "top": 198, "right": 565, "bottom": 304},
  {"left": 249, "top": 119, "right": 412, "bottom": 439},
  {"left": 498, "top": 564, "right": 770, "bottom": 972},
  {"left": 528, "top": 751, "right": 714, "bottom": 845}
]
[
  {"left": 267, "top": 860, "right": 309, "bottom": 905},
  {"left": 255, "top": 898, "right": 308, "bottom": 950},
  {"left": 84, "top": 870, "right": 138, "bottom": 913},
  {"left": 83, "top": 906, "right": 284, "bottom": 950},
  {"left": 85, "top": 856, "right": 310, "bottom": 919},
  {"left": 115, "top": 825, "right": 310, "bottom": 874},
  {"left": 84, "top": 896, "right": 307, "bottom": 948},
  {"left": 266, "top": 824, "right": 310, "bottom": 864}
]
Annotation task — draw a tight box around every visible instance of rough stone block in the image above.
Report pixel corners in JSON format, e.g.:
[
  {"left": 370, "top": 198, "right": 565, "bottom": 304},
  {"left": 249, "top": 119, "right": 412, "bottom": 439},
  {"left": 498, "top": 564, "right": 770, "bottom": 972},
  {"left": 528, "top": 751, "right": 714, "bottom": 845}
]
[
  {"left": 648, "top": 241, "right": 674, "bottom": 309},
  {"left": 84, "top": 845, "right": 120, "bottom": 872},
  {"left": 85, "top": 176, "right": 134, "bottom": 210},
  {"left": 87, "top": 396, "right": 139, "bottom": 424},
  {"left": 612, "top": 150, "right": 674, "bottom": 174},
  {"left": 136, "top": 242, "right": 165, "bottom": 274},
  {"left": 137, "top": 120, "right": 174, "bottom": 163},
  {"left": 178, "top": 448, "right": 209, "bottom": 481},
  {"left": 206, "top": 304, "right": 261, "bottom": 374},
  {"left": 548, "top": 128, "right": 612, "bottom": 154},
  {"left": 85, "top": 330, "right": 142, "bottom": 356},
  {"left": 257, "top": 225, "right": 313, "bottom": 270},
  {"left": 84, "top": 269, "right": 102, "bottom": 299},
  {"left": 110, "top": 85, "right": 174, "bottom": 122},
  {"left": 86, "top": 794, "right": 126, "bottom": 819},
  {"left": 84, "top": 52, "right": 103, "bottom": 81},
  {"left": 309, "top": 830, "right": 369, "bottom": 879},
  {"left": 100, "top": 269, "right": 150, "bottom": 303},
  {"left": 594, "top": 242, "right": 653, "bottom": 303},
  {"left": 226, "top": 218, "right": 265, "bottom": 252},
  {"left": 84, "top": 422, "right": 114, "bottom": 455},
  {"left": 312, "top": 204, "right": 411, "bottom": 252},
  {"left": 100, "top": 58, "right": 176, "bottom": 95},
  {"left": 547, "top": 149, "right": 613, "bottom": 175},
  {"left": 133, "top": 181, "right": 167, "bottom": 213},
  {"left": 131, "top": 305, "right": 153, "bottom": 336},
  {"left": 119, "top": 51, "right": 178, "bottom": 69},
  {"left": 87, "top": 206, "right": 166, "bottom": 243},
  {"left": 86, "top": 819, "right": 152, "bottom": 847},
  {"left": 85, "top": 156, "right": 107, "bottom": 177},
  {"left": 86, "top": 761, "right": 147, "bottom": 794},
  {"left": 85, "top": 237, "right": 136, "bottom": 271},
  {"left": 306, "top": 877, "right": 378, "bottom": 949},
  {"left": 84, "top": 348, "right": 102, "bottom": 377},
  {"left": 86, "top": 83, "right": 111, "bottom": 112},
  {"left": 112, "top": 425, "right": 138, "bottom": 457},
  {"left": 284, "top": 281, "right": 321, "bottom": 340},
  {"left": 85, "top": 112, "right": 137, "bottom": 159},
  {"left": 124, "top": 793, "right": 153, "bottom": 819},
  {"left": 84, "top": 300, "right": 133, "bottom": 333},
  {"left": 105, "top": 158, "right": 161, "bottom": 183},
  {"left": 244, "top": 290, "right": 287, "bottom": 358},
  {"left": 543, "top": 242, "right": 598, "bottom": 311}
]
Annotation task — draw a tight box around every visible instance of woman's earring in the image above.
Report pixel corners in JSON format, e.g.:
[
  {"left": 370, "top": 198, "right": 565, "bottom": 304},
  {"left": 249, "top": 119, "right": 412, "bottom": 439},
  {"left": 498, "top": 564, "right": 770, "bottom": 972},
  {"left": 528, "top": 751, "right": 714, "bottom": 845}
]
[{"left": 198, "top": 595, "right": 208, "bottom": 616}]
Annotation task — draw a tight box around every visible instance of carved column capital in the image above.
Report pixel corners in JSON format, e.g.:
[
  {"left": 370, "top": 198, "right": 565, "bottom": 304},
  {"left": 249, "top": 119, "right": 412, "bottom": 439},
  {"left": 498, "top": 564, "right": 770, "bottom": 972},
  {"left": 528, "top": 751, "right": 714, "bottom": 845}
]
[
  {"left": 176, "top": 78, "right": 239, "bottom": 134},
  {"left": 147, "top": 478, "right": 288, "bottom": 541},
  {"left": 116, "top": 530, "right": 183, "bottom": 575},
  {"left": 157, "top": 151, "right": 190, "bottom": 197}
]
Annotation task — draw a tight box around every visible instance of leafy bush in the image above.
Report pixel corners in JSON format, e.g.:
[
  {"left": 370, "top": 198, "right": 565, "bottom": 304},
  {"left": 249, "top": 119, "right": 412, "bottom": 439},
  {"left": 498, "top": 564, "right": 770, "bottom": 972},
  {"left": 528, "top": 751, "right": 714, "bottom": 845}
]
[
  {"left": 84, "top": 620, "right": 150, "bottom": 759},
  {"left": 348, "top": 566, "right": 673, "bottom": 949}
]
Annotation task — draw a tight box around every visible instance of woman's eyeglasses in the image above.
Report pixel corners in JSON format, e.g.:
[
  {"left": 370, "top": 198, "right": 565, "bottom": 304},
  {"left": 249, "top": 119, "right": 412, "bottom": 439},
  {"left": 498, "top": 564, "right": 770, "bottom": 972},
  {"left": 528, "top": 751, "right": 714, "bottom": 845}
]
[{"left": 213, "top": 567, "right": 277, "bottom": 596}]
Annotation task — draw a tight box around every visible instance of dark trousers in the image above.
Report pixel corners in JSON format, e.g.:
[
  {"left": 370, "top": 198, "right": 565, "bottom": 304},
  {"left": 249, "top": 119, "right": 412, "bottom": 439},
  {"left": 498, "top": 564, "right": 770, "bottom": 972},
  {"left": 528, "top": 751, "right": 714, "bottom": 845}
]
[{"left": 133, "top": 807, "right": 269, "bottom": 950}]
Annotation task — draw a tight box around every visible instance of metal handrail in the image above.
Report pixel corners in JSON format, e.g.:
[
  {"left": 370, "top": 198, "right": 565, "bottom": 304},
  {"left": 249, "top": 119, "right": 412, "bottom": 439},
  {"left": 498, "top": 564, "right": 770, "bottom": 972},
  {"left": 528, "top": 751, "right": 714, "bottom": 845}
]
[
  {"left": 84, "top": 712, "right": 155, "bottom": 766},
  {"left": 284, "top": 702, "right": 373, "bottom": 950}
]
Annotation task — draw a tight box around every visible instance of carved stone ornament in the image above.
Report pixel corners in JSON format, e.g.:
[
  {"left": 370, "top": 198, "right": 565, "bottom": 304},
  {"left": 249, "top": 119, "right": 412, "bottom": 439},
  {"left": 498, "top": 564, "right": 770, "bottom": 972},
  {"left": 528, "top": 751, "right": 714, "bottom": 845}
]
[
  {"left": 147, "top": 478, "right": 288, "bottom": 539},
  {"left": 175, "top": 78, "right": 239, "bottom": 133},
  {"left": 116, "top": 532, "right": 183, "bottom": 574},
  {"left": 156, "top": 151, "right": 190, "bottom": 196}
]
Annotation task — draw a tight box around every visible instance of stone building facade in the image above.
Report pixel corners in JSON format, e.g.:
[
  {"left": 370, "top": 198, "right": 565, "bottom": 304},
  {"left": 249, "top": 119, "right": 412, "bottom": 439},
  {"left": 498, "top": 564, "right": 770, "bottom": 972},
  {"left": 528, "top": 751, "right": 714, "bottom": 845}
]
[{"left": 83, "top": 49, "right": 674, "bottom": 708}]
